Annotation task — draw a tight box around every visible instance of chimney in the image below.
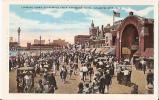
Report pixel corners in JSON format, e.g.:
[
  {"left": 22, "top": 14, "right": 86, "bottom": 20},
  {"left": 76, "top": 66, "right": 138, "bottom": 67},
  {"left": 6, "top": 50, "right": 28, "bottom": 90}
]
[{"left": 129, "top": 11, "right": 134, "bottom": 16}]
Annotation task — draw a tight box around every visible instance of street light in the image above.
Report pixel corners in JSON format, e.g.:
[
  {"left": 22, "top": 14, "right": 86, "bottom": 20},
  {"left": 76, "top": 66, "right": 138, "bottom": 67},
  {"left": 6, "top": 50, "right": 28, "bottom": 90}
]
[
  {"left": 18, "top": 27, "right": 21, "bottom": 45},
  {"left": 17, "top": 27, "right": 21, "bottom": 68}
]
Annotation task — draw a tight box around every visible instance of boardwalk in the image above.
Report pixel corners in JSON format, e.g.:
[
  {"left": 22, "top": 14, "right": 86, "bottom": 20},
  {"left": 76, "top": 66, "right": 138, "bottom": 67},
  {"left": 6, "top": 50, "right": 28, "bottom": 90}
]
[{"left": 9, "top": 63, "right": 149, "bottom": 94}]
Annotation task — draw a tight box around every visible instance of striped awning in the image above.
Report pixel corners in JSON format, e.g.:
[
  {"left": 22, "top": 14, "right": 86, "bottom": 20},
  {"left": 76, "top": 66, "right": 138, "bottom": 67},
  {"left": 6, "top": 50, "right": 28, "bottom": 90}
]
[
  {"left": 100, "top": 47, "right": 110, "bottom": 54},
  {"left": 122, "top": 47, "right": 131, "bottom": 55},
  {"left": 95, "top": 48, "right": 103, "bottom": 53}
]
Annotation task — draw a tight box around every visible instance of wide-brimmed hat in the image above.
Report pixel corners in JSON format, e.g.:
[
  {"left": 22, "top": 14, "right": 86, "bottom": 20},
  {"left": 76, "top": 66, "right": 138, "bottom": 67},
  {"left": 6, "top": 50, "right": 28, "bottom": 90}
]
[
  {"left": 106, "top": 70, "right": 110, "bottom": 73},
  {"left": 23, "top": 71, "right": 27, "bottom": 74}
]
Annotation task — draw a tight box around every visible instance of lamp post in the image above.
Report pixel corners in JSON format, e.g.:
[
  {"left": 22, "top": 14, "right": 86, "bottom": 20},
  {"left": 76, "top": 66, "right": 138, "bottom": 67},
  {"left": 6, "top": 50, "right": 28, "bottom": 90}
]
[
  {"left": 40, "top": 35, "right": 41, "bottom": 57},
  {"left": 17, "top": 27, "right": 21, "bottom": 68},
  {"left": 48, "top": 39, "right": 50, "bottom": 45}
]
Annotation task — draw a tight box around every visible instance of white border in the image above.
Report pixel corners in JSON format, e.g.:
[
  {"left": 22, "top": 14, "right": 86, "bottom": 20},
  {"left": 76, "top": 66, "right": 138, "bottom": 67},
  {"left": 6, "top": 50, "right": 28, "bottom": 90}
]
[
  {"left": 154, "top": 1, "right": 158, "bottom": 100},
  {"left": 0, "top": 0, "right": 3, "bottom": 99},
  {"left": 1, "top": 0, "right": 158, "bottom": 100}
]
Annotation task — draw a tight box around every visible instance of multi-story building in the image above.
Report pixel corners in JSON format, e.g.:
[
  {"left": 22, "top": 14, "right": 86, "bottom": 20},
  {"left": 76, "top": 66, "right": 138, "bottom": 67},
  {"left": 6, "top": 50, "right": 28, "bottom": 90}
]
[
  {"left": 53, "top": 39, "right": 68, "bottom": 48},
  {"left": 115, "top": 12, "right": 154, "bottom": 59},
  {"left": 9, "top": 42, "right": 18, "bottom": 51},
  {"left": 74, "top": 35, "right": 90, "bottom": 48},
  {"left": 27, "top": 39, "right": 69, "bottom": 50},
  {"left": 89, "top": 21, "right": 112, "bottom": 48},
  {"left": 89, "top": 12, "right": 154, "bottom": 60},
  {"left": 105, "top": 32, "right": 112, "bottom": 47},
  {"left": 34, "top": 39, "right": 45, "bottom": 45}
]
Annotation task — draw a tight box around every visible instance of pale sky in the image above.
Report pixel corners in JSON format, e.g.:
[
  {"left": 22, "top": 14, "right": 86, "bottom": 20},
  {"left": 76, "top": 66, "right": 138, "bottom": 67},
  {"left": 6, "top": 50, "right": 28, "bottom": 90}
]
[{"left": 9, "top": 5, "right": 154, "bottom": 46}]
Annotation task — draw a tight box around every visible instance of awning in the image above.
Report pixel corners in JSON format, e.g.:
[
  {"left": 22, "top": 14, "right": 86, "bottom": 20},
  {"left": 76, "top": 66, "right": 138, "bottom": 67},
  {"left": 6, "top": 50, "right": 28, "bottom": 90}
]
[
  {"left": 91, "top": 48, "right": 96, "bottom": 53},
  {"left": 17, "top": 67, "right": 34, "bottom": 71},
  {"left": 100, "top": 47, "right": 110, "bottom": 54},
  {"left": 97, "top": 57, "right": 107, "bottom": 62},
  {"left": 105, "top": 47, "right": 115, "bottom": 55},
  {"left": 142, "top": 48, "right": 154, "bottom": 58},
  {"left": 95, "top": 48, "right": 102, "bottom": 53},
  {"left": 122, "top": 47, "right": 131, "bottom": 55},
  {"left": 31, "top": 52, "right": 38, "bottom": 56}
]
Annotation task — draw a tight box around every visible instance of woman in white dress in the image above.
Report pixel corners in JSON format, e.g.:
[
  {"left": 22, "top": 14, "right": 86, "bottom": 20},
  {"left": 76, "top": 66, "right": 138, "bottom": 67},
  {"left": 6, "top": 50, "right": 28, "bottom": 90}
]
[
  {"left": 79, "top": 64, "right": 83, "bottom": 80},
  {"left": 52, "top": 63, "right": 56, "bottom": 75}
]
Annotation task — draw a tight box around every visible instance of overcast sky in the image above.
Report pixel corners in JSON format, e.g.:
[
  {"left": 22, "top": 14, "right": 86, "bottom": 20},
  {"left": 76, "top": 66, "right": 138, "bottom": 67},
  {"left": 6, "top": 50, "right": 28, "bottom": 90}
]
[{"left": 9, "top": 5, "right": 154, "bottom": 46}]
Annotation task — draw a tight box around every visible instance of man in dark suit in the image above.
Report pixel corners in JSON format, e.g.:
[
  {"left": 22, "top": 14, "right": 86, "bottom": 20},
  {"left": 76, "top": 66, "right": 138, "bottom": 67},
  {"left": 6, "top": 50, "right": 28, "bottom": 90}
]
[{"left": 146, "top": 70, "right": 154, "bottom": 85}]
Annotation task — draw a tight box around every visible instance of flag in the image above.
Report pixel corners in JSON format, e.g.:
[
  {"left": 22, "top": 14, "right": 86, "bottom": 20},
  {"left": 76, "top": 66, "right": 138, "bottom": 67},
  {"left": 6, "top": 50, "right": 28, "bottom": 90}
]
[{"left": 113, "top": 11, "right": 120, "bottom": 17}]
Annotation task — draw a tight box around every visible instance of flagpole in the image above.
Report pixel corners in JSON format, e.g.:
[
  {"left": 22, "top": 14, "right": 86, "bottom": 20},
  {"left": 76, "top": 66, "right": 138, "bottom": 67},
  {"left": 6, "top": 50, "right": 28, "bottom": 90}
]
[{"left": 113, "top": 11, "right": 115, "bottom": 29}]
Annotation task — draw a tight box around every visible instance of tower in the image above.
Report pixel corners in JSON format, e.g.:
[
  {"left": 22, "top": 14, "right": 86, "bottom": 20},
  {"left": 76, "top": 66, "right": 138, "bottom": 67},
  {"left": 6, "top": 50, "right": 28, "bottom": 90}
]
[{"left": 91, "top": 20, "right": 94, "bottom": 28}]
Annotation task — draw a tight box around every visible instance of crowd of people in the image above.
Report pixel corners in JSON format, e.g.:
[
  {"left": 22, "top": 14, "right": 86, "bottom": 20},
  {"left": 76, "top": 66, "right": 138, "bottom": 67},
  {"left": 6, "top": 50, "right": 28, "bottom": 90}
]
[
  {"left": 77, "top": 52, "right": 133, "bottom": 94},
  {"left": 9, "top": 47, "right": 154, "bottom": 94}
]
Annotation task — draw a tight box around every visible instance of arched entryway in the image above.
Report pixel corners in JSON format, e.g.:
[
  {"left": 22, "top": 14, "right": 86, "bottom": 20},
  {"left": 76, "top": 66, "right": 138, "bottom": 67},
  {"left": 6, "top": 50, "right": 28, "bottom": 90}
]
[
  {"left": 116, "top": 14, "right": 153, "bottom": 61},
  {"left": 121, "top": 24, "right": 139, "bottom": 59}
]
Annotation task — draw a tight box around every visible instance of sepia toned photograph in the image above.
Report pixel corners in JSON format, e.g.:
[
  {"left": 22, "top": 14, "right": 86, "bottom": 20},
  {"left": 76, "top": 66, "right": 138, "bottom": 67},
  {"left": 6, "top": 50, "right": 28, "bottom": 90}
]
[{"left": 9, "top": 5, "right": 154, "bottom": 94}]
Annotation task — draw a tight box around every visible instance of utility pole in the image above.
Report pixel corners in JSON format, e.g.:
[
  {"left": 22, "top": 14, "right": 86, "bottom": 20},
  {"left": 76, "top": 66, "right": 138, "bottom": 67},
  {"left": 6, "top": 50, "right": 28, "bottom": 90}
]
[{"left": 48, "top": 39, "right": 50, "bottom": 44}]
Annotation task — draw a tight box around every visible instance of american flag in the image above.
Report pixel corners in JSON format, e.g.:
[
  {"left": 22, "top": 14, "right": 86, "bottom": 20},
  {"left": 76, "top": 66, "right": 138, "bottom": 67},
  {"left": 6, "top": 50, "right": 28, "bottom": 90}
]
[{"left": 113, "top": 10, "right": 120, "bottom": 17}]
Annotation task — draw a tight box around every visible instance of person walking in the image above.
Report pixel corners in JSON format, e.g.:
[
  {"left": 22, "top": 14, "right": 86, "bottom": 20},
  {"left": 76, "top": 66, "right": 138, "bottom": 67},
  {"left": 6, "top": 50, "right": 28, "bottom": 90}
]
[
  {"left": 16, "top": 74, "right": 24, "bottom": 93},
  {"left": 92, "top": 77, "right": 99, "bottom": 93},
  {"left": 131, "top": 84, "right": 138, "bottom": 94},
  {"left": 74, "top": 62, "right": 78, "bottom": 75},
  {"left": 88, "top": 66, "right": 94, "bottom": 82},
  {"left": 35, "top": 79, "right": 44, "bottom": 93},
  {"left": 146, "top": 70, "right": 154, "bottom": 85},
  {"left": 78, "top": 82, "right": 84, "bottom": 94},
  {"left": 68, "top": 64, "right": 73, "bottom": 79},
  {"left": 98, "top": 60, "right": 103, "bottom": 69},
  {"left": 116, "top": 67, "right": 122, "bottom": 84},
  {"left": 56, "top": 58, "right": 60, "bottom": 71},
  {"left": 82, "top": 64, "right": 88, "bottom": 82},
  {"left": 24, "top": 72, "right": 31, "bottom": 93},
  {"left": 99, "top": 72, "right": 106, "bottom": 94},
  {"left": 60, "top": 65, "right": 68, "bottom": 83},
  {"left": 105, "top": 70, "right": 112, "bottom": 94},
  {"left": 79, "top": 64, "right": 83, "bottom": 80},
  {"left": 83, "top": 83, "right": 91, "bottom": 94},
  {"left": 140, "top": 59, "right": 146, "bottom": 74},
  {"left": 52, "top": 63, "right": 56, "bottom": 75},
  {"left": 47, "top": 73, "right": 58, "bottom": 93},
  {"left": 43, "top": 81, "right": 49, "bottom": 93},
  {"left": 122, "top": 68, "right": 130, "bottom": 86}
]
